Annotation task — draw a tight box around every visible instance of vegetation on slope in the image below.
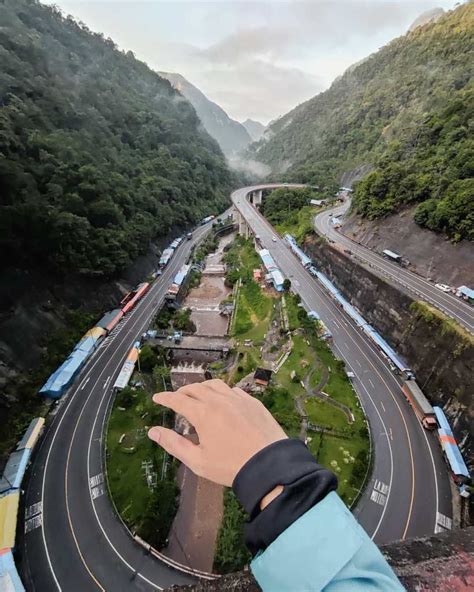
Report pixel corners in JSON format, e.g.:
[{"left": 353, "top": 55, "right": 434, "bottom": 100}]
[
  {"left": 250, "top": 4, "right": 473, "bottom": 239},
  {"left": 214, "top": 237, "right": 369, "bottom": 573},
  {"left": 262, "top": 187, "right": 326, "bottom": 242},
  {"left": 0, "top": 0, "right": 232, "bottom": 279},
  {"left": 159, "top": 71, "right": 252, "bottom": 157}
]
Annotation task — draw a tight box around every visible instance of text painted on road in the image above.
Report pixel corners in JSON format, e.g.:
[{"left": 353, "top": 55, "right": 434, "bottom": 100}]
[
  {"left": 25, "top": 501, "right": 43, "bottom": 533},
  {"left": 435, "top": 512, "right": 452, "bottom": 533},
  {"left": 90, "top": 472, "right": 105, "bottom": 500},
  {"left": 370, "top": 480, "right": 389, "bottom": 506}
]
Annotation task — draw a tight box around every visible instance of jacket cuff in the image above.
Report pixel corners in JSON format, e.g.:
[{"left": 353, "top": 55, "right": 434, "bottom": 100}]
[{"left": 232, "top": 439, "right": 337, "bottom": 554}]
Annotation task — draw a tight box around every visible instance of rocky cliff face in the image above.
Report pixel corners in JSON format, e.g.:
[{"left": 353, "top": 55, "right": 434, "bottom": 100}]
[
  {"left": 304, "top": 236, "right": 473, "bottom": 463},
  {"left": 341, "top": 207, "right": 474, "bottom": 287},
  {"left": 0, "top": 236, "right": 169, "bottom": 463}
]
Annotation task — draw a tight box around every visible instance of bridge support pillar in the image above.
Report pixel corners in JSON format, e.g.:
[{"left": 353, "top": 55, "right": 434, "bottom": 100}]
[
  {"left": 253, "top": 190, "right": 263, "bottom": 206},
  {"left": 234, "top": 208, "right": 250, "bottom": 237}
]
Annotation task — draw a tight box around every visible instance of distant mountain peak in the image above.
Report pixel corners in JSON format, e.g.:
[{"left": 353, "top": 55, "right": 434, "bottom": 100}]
[
  {"left": 408, "top": 7, "right": 444, "bottom": 32},
  {"left": 242, "top": 119, "right": 266, "bottom": 142},
  {"left": 159, "top": 71, "right": 252, "bottom": 157}
]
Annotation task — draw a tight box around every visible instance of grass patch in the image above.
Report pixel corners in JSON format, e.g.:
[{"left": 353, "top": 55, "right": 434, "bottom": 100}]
[
  {"left": 215, "top": 240, "right": 370, "bottom": 573},
  {"left": 106, "top": 366, "right": 179, "bottom": 549},
  {"left": 410, "top": 300, "right": 474, "bottom": 347},
  {"left": 214, "top": 490, "right": 251, "bottom": 574},
  {"left": 275, "top": 205, "right": 318, "bottom": 243}
]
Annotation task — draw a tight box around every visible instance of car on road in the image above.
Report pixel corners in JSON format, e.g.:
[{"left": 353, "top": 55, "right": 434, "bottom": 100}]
[
  {"left": 272, "top": 236, "right": 277, "bottom": 242},
  {"left": 435, "top": 283, "right": 452, "bottom": 293}
]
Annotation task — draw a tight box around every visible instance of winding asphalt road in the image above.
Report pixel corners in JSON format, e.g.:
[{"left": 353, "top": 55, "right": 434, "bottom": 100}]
[
  {"left": 18, "top": 185, "right": 453, "bottom": 592},
  {"left": 233, "top": 185, "right": 452, "bottom": 544},
  {"left": 314, "top": 199, "right": 474, "bottom": 333},
  {"left": 20, "top": 225, "right": 216, "bottom": 592}
]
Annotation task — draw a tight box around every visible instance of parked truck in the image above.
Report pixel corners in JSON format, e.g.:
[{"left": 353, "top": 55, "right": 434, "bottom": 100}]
[{"left": 402, "top": 380, "right": 437, "bottom": 429}]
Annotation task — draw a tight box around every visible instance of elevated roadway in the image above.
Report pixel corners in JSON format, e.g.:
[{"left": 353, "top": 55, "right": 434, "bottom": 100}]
[
  {"left": 314, "top": 199, "right": 474, "bottom": 333},
  {"left": 20, "top": 186, "right": 454, "bottom": 592},
  {"left": 232, "top": 184, "right": 452, "bottom": 544}
]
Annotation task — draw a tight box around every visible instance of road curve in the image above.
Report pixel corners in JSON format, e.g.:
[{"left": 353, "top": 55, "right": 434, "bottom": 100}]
[
  {"left": 232, "top": 184, "right": 452, "bottom": 545},
  {"left": 19, "top": 185, "right": 453, "bottom": 592},
  {"left": 314, "top": 199, "right": 474, "bottom": 333},
  {"left": 20, "top": 227, "right": 218, "bottom": 591}
]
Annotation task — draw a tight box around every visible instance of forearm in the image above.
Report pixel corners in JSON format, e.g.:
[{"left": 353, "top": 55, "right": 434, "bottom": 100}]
[{"left": 232, "top": 439, "right": 404, "bottom": 591}]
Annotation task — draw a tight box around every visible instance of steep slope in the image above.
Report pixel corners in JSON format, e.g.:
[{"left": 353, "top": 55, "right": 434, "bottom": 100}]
[
  {"left": 242, "top": 119, "right": 265, "bottom": 142},
  {"left": 0, "top": 1, "right": 232, "bottom": 280},
  {"left": 0, "top": 0, "right": 232, "bottom": 456},
  {"left": 249, "top": 3, "right": 473, "bottom": 240},
  {"left": 408, "top": 7, "right": 444, "bottom": 32},
  {"left": 159, "top": 72, "right": 252, "bottom": 157}
]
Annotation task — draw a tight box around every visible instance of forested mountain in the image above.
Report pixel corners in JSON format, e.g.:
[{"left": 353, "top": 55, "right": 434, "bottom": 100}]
[
  {"left": 242, "top": 119, "right": 265, "bottom": 142},
  {"left": 0, "top": 0, "right": 232, "bottom": 280},
  {"left": 249, "top": 3, "right": 473, "bottom": 240},
  {"left": 159, "top": 72, "right": 252, "bottom": 157}
]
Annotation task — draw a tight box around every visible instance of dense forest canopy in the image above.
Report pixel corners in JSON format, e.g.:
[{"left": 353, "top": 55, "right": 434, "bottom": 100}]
[
  {"left": 249, "top": 3, "right": 473, "bottom": 240},
  {"left": 0, "top": 0, "right": 232, "bottom": 278}
]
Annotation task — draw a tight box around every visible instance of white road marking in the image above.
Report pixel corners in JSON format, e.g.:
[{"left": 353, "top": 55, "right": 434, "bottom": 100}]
[
  {"left": 25, "top": 514, "right": 43, "bottom": 533},
  {"left": 389, "top": 427, "right": 393, "bottom": 441},
  {"left": 91, "top": 484, "right": 105, "bottom": 500},
  {"left": 380, "top": 401, "right": 386, "bottom": 412},
  {"left": 368, "top": 378, "right": 375, "bottom": 388},
  {"left": 374, "top": 479, "right": 390, "bottom": 495},
  {"left": 103, "top": 376, "right": 111, "bottom": 390},
  {"left": 80, "top": 377, "right": 91, "bottom": 390},
  {"left": 435, "top": 512, "right": 452, "bottom": 532},
  {"left": 370, "top": 490, "right": 387, "bottom": 506},
  {"left": 26, "top": 501, "right": 43, "bottom": 520},
  {"left": 89, "top": 473, "right": 104, "bottom": 489},
  {"left": 356, "top": 359, "right": 362, "bottom": 368}
]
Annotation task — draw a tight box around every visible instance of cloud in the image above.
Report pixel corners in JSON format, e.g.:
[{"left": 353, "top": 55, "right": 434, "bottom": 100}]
[
  {"left": 202, "top": 27, "right": 295, "bottom": 64},
  {"left": 45, "top": 0, "right": 459, "bottom": 123},
  {"left": 201, "top": 60, "right": 322, "bottom": 122}
]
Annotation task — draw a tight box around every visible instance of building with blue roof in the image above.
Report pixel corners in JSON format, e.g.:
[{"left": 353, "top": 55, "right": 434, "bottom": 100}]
[
  {"left": 456, "top": 285, "right": 474, "bottom": 303},
  {"left": 269, "top": 269, "right": 285, "bottom": 292},
  {"left": 0, "top": 549, "right": 25, "bottom": 591},
  {"left": 0, "top": 449, "right": 30, "bottom": 493}
]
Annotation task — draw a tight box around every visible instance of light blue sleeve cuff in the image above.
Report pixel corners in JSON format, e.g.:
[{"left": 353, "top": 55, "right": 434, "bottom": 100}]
[{"left": 250, "top": 491, "right": 404, "bottom": 591}]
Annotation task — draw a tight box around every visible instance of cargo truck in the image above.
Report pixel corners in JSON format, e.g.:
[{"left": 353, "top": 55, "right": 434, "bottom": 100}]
[{"left": 402, "top": 380, "right": 437, "bottom": 429}]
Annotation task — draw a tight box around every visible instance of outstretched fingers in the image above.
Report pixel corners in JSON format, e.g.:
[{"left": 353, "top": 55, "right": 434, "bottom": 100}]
[
  {"left": 153, "top": 391, "right": 201, "bottom": 424},
  {"left": 148, "top": 427, "right": 200, "bottom": 469}
]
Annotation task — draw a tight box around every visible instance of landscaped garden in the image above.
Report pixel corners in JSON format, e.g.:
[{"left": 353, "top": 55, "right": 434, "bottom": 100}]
[
  {"left": 214, "top": 236, "right": 370, "bottom": 572},
  {"left": 106, "top": 346, "right": 179, "bottom": 549}
]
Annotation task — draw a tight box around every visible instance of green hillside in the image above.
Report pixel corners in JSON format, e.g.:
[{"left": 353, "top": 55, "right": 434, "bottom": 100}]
[
  {"left": 250, "top": 3, "right": 473, "bottom": 240},
  {"left": 0, "top": 0, "right": 232, "bottom": 278}
]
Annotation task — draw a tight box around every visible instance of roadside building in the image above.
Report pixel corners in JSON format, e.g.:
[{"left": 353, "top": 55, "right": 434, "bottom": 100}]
[
  {"left": 254, "top": 367, "right": 272, "bottom": 387},
  {"left": 456, "top": 285, "right": 474, "bottom": 303}
]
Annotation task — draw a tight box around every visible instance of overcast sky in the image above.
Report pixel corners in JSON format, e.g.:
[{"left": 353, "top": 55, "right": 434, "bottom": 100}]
[{"left": 43, "top": 1, "right": 459, "bottom": 124}]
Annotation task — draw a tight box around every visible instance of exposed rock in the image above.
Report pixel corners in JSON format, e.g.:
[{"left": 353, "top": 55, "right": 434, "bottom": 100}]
[{"left": 304, "top": 237, "right": 474, "bottom": 465}]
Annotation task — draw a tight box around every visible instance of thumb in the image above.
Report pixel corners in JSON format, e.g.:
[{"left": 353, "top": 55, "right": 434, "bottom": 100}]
[{"left": 148, "top": 427, "right": 199, "bottom": 469}]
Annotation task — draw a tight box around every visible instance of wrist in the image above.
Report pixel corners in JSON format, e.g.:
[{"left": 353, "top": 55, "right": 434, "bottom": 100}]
[{"left": 259, "top": 484, "right": 284, "bottom": 510}]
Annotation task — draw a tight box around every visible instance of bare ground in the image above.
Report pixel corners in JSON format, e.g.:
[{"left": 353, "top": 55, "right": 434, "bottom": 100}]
[
  {"left": 164, "top": 432, "right": 224, "bottom": 573},
  {"left": 342, "top": 208, "right": 474, "bottom": 287}
]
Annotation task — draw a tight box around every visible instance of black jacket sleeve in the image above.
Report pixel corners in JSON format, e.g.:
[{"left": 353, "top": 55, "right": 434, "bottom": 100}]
[{"left": 232, "top": 438, "right": 338, "bottom": 555}]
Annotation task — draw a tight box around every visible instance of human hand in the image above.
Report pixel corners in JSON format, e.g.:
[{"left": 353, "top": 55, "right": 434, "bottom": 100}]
[{"left": 148, "top": 378, "right": 288, "bottom": 486}]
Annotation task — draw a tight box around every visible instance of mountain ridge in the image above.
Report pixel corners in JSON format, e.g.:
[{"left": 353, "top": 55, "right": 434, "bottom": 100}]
[
  {"left": 248, "top": 3, "right": 473, "bottom": 240},
  {"left": 242, "top": 119, "right": 265, "bottom": 141},
  {"left": 159, "top": 71, "right": 252, "bottom": 157}
]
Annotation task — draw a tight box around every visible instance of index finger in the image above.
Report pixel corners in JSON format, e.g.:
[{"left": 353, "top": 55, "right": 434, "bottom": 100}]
[{"left": 153, "top": 391, "right": 201, "bottom": 424}]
